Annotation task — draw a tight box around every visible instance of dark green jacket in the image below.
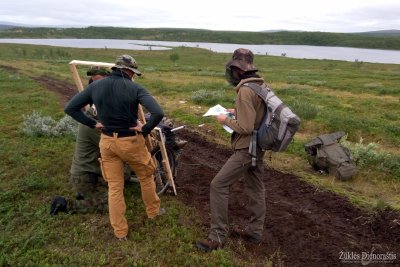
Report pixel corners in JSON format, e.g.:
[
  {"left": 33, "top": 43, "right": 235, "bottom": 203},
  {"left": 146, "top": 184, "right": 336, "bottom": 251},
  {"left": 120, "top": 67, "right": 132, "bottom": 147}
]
[{"left": 65, "top": 70, "right": 164, "bottom": 135}]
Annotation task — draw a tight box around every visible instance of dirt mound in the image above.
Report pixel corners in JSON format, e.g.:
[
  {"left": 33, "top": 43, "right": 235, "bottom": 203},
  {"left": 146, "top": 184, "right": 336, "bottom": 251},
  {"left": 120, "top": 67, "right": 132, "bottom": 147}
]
[{"left": 33, "top": 73, "right": 400, "bottom": 266}]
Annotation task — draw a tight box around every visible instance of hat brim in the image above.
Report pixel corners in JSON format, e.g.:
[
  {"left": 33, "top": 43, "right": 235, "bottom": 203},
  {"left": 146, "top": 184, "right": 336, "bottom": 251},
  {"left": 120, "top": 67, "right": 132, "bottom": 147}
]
[
  {"left": 112, "top": 65, "right": 142, "bottom": 76},
  {"left": 226, "top": 60, "right": 258, "bottom": 72}
]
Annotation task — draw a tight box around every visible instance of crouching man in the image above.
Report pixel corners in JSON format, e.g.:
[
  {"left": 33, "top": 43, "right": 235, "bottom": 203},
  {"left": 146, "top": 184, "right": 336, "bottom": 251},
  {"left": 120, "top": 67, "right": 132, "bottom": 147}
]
[{"left": 50, "top": 66, "right": 110, "bottom": 215}]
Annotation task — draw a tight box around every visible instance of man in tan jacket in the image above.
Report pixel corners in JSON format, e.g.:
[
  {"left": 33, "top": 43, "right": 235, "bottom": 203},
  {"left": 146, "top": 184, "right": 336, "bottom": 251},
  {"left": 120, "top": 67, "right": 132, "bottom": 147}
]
[{"left": 197, "top": 48, "right": 267, "bottom": 251}]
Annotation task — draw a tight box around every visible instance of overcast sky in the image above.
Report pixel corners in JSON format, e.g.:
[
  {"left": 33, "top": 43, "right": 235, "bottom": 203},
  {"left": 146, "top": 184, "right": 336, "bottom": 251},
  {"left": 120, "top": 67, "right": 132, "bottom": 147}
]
[{"left": 1, "top": 0, "right": 399, "bottom": 33}]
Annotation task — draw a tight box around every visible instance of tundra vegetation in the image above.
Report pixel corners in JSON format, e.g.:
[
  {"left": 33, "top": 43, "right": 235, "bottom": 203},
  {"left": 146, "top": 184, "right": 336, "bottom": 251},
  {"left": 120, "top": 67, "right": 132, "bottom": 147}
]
[{"left": 0, "top": 43, "right": 399, "bottom": 266}]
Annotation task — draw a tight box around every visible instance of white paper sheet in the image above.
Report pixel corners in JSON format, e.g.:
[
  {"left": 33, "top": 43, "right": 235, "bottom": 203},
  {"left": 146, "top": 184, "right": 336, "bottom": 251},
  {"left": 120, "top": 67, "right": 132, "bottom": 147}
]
[
  {"left": 203, "top": 104, "right": 233, "bottom": 133},
  {"left": 202, "top": 104, "right": 228, "bottom": 117}
]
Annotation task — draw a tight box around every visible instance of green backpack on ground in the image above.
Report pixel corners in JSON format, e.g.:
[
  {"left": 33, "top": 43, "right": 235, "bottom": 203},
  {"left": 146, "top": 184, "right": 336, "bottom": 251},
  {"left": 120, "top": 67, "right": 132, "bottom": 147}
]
[{"left": 304, "top": 131, "right": 357, "bottom": 181}]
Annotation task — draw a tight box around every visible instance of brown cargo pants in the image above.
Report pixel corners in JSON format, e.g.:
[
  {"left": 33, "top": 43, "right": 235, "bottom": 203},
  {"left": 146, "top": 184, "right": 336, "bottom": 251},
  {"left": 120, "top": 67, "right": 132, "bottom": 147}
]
[
  {"left": 208, "top": 148, "right": 266, "bottom": 243},
  {"left": 99, "top": 133, "right": 161, "bottom": 239}
]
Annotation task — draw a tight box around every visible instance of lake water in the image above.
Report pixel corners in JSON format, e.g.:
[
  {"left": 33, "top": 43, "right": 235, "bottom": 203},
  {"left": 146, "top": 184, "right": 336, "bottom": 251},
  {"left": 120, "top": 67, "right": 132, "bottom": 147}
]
[{"left": 1, "top": 38, "right": 400, "bottom": 64}]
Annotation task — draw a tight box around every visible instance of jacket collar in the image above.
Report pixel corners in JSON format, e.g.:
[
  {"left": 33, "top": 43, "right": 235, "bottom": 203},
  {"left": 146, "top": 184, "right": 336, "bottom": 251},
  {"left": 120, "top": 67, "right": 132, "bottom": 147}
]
[
  {"left": 235, "top": 77, "right": 265, "bottom": 92},
  {"left": 111, "top": 69, "right": 132, "bottom": 80}
]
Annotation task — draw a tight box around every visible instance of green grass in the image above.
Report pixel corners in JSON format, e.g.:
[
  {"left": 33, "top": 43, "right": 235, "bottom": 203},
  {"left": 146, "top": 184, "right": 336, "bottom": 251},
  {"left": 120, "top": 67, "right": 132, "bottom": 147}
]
[
  {"left": 0, "top": 66, "right": 249, "bottom": 266},
  {"left": 0, "top": 43, "right": 400, "bottom": 265}
]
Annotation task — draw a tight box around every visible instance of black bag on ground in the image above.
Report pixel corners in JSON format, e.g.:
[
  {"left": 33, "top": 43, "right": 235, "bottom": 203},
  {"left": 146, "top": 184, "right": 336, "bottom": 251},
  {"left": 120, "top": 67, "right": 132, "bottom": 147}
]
[{"left": 305, "top": 131, "right": 357, "bottom": 180}]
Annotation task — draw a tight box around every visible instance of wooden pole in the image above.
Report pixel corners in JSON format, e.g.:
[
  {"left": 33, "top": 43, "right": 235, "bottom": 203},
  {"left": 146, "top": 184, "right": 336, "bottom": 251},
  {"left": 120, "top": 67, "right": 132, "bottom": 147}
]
[
  {"left": 137, "top": 105, "right": 153, "bottom": 151},
  {"left": 155, "top": 127, "right": 177, "bottom": 195},
  {"left": 68, "top": 60, "right": 114, "bottom": 92},
  {"left": 68, "top": 63, "right": 84, "bottom": 92}
]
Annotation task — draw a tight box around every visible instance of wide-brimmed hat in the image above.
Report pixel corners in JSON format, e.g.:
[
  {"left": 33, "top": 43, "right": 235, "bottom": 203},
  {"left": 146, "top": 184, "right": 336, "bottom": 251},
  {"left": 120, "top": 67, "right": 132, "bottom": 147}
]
[
  {"left": 226, "top": 48, "right": 258, "bottom": 72},
  {"left": 86, "top": 66, "right": 110, "bottom": 76},
  {"left": 111, "top": 55, "right": 142, "bottom": 76}
]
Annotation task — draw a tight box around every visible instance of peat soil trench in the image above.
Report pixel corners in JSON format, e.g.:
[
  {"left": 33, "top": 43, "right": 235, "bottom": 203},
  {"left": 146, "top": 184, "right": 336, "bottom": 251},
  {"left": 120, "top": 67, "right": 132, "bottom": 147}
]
[{"left": 175, "top": 129, "right": 400, "bottom": 266}]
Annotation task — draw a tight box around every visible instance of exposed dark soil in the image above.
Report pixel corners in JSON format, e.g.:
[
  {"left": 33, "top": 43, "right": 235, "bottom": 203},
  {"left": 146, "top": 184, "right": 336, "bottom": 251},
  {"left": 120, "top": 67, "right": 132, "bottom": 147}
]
[
  {"left": 31, "top": 75, "right": 78, "bottom": 108},
  {"left": 176, "top": 130, "right": 400, "bottom": 266},
  {"left": 36, "top": 74, "right": 400, "bottom": 266}
]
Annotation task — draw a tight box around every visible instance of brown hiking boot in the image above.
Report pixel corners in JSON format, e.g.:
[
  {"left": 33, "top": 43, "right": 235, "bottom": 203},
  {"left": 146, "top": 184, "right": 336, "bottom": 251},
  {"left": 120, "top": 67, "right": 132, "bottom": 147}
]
[
  {"left": 230, "top": 226, "right": 262, "bottom": 245},
  {"left": 149, "top": 208, "right": 166, "bottom": 220},
  {"left": 116, "top": 236, "right": 128, "bottom": 242},
  {"left": 196, "top": 238, "right": 224, "bottom": 252}
]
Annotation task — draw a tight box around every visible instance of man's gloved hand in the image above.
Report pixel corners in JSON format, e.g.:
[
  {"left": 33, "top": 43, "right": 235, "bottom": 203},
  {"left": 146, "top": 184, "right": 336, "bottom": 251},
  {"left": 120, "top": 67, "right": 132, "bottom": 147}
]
[
  {"left": 160, "top": 125, "right": 176, "bottom": 146},
  {"left": 50, "top": 196, "right": 68, "bottom": 215}
]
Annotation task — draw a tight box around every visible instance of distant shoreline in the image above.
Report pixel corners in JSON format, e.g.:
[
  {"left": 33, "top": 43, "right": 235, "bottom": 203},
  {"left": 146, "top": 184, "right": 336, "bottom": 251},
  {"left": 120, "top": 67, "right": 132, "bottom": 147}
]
[
  {"left": 1, "top": 38, "right": 400, "bottom": 64},
  {"left": 1, "top": 26, "right": 399, "bottom": 51}
]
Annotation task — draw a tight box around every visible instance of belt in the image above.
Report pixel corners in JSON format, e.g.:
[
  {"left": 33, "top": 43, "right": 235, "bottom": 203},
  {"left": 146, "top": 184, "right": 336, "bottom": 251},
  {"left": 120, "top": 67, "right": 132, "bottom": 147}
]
[{"left": 102, "top": 129, "right": 137, "bottom": 138}]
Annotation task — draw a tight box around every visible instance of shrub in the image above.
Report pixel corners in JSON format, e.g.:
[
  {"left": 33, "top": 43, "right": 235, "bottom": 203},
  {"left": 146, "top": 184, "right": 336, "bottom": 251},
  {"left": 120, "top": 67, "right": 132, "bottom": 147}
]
[
  {"left": 341, "top": 137, "right": 400, "bottom": 180},
  {"left": 350, "top": 139, "right": 382, "bottom": 166},
  {"left": 363, "top": 82, "right": 383, "bottom": 89},
  {"left": 191, "top": 89, "right": 226, "bottom": 105},
  {"left": 306, "top": 80, "right": 327, "bottom": 86},
  {"left": 22, "top": 111, "right": 78, "bottom": 137},
  {"left": 169, "top": 53, "right": 179, "bottom": 65},
  {"left": 53, "top": 115, "right": 79, "bottom": 136}
]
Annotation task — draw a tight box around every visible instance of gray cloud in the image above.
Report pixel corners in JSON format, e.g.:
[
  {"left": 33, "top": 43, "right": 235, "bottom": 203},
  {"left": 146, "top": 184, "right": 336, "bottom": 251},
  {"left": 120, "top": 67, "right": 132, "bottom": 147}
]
[{"left": 0, "top": 0, "right": 398, "bottom": 32}]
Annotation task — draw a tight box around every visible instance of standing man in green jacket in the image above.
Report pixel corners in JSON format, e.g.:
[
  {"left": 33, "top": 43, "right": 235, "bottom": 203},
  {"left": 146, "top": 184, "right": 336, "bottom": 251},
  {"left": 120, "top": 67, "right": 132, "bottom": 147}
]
[
  {"left": 197, "top": 48, "right": 267, "bottom": 251},
  {"left": 64, "top": 55, "right": 165, "bottom": 241}
]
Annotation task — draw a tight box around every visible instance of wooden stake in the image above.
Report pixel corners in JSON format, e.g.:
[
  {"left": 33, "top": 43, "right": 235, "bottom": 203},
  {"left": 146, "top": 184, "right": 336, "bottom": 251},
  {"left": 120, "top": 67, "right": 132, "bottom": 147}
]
[
  {"left": 155, "top": 127, "right": 177, "bottom": 195},
  {"left": 137, "top": 105, "right": 153, "bottom": 151},
  {"left": 68, "top": 63, "right": 84, "bottom": 92},
  {"left": 68, "top": 60, "right": 114, "bottom": 92}
]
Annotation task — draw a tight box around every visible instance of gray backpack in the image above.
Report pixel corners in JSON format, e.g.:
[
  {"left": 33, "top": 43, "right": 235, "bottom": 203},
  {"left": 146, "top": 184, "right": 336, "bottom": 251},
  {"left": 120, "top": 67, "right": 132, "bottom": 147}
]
[
  {"left": 305, "top": 131, "right": 357, "bottom": 180},
  {"left": 246, "top": 83, "right": 301, "bottom": 166}
]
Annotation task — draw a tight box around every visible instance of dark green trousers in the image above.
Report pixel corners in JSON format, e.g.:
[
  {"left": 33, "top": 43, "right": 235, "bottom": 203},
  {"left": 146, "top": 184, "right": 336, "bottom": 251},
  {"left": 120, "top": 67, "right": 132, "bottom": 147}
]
[
  {"left": 208, "top": 149, "right": 266, "bottom": 242},
  {"left": 68, "top": 173, "right": 108, "bottom": 214}
]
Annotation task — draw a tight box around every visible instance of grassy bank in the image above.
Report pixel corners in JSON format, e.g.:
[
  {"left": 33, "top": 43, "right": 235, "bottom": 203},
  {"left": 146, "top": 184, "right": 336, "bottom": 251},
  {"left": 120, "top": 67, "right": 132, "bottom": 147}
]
[{"left": 0, "top": 43, "right": 399, "bottom": 265}]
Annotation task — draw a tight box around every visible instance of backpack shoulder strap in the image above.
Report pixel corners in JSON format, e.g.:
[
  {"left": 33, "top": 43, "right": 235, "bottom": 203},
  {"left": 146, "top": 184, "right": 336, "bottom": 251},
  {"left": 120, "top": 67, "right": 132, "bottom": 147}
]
[
  {"left": 244, "top": 82, "right": 269, "bottom": 102},
  {"left": 244, "top": 82, "right": 270, "bottom": 126},
  {"left": 245, "top": 82, "right": 268, "bottom": 167}
]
